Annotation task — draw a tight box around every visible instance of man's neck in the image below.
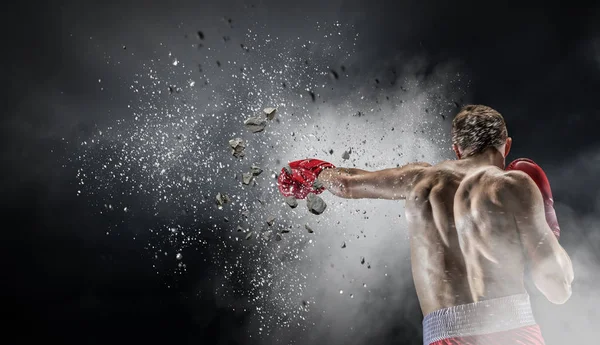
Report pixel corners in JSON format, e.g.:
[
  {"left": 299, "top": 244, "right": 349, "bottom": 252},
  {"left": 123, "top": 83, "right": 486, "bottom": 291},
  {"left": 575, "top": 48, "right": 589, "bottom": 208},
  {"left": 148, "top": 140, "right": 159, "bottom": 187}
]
[{"left": 461, "top": 148, "right": 505, "bottom": 169}]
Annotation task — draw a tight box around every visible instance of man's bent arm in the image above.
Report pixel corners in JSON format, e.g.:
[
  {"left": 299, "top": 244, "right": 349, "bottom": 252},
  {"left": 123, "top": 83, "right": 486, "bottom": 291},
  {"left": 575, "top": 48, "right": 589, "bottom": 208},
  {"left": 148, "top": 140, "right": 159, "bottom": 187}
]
[
  {"left": 318, "top": 162, "right": 431, "bottom": 199},
  {"left": 504, "top": 171, "right": 574, "bottom": 304}
]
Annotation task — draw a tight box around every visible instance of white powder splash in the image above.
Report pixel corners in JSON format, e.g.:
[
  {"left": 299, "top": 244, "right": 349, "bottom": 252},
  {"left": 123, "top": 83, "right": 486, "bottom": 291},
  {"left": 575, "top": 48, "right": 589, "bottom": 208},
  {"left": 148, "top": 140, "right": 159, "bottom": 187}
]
[{"left": 72, "top": 21, "right": 468, "bottom": 343}]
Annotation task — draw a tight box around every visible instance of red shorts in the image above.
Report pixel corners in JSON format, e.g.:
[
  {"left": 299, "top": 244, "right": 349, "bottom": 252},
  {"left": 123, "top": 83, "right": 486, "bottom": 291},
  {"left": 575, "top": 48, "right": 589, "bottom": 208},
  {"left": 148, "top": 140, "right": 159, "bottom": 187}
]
[{"left": 423, "top": 294, "right": 545, "bottom": 345}]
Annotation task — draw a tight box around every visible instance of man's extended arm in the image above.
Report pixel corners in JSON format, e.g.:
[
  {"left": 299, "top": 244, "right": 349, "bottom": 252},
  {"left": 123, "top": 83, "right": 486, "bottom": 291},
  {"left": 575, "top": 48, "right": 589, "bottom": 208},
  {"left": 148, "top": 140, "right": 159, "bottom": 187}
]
[{"left": 318, "top": 162, "right": 431, "bottom": 199}]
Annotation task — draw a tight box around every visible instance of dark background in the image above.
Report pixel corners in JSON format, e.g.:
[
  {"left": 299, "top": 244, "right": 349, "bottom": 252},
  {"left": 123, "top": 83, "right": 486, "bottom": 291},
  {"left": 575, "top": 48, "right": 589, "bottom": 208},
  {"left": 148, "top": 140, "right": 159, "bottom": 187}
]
[{"left": 3, "top": 1, "right": 600, "bottom": 344}]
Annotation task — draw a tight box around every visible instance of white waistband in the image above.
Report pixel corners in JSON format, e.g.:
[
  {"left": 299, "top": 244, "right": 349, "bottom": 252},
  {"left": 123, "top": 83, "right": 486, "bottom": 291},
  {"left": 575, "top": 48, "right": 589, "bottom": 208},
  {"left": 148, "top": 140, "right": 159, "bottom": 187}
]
[{"left": 422, "top": 294, "right": 536, "bottom": 345}]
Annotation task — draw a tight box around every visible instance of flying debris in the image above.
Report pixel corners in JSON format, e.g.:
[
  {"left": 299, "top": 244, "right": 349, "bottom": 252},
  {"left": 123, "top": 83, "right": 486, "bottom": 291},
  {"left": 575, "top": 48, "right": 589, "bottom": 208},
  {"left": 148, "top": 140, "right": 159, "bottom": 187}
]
[
  {"left": 307, "top": 194, "right": 327, "bottom": 215},
  {"left": 266, "top": 216, "right": 275, "bottom": 226},
  {"left": 176, "top": 253, "right": 183, "bottom": 260},
  {"left": 312, "top": 179, "right": 324, "bottom": 190},
  {"left": 250, "top": 164, "right": 263, "bottom": 176},
  {"left": 242, "top": 172, "right": 253, "bottom": 185},
  {"left": 283, "top": 164, "right": 292, "bottom": 175},
  {"left": 342, "top": 150, "right": 351, "bottom": 160},
  {"left": 228, "top": 138, "right": 246, "bottom": 158},
  {"left": 341, "top": 241, "right": 346, "bottom": 249},
  {"left": 263, "top": 107, "right": 277, "bottom": 120},
  {"left": 329, "top": 69, "right": 339, "bottom": 80},
  {"left": 73, "top": 21, "right": 389, "bottom": 334},
  {"left": 215, "top": 192, "right": 230, "bottom": 208},
  {"left": 285, "top": 196, "right": 298, "bottom": 209},
  {"left": 305, "top": 224, "right": 314, "bottom": 233},
  {"left": 244, "top": 116, "right": 267, "bottom": 133},
  {"left": 360, "top": 256, "right": 365, "bottom": 264}
]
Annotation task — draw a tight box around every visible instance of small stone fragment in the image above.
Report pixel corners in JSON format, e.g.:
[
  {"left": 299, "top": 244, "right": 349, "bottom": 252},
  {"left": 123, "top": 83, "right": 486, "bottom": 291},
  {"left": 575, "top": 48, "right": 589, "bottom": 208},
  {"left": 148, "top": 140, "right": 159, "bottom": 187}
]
[
  {"left": 262, "top": 231, "right": 272, "bottom": 240},
  {"left": 307, "top": 193, "right": 327, "bottom": 215},
  {"left": 215, "top": 193, "right": 230, "bottom": 207},
  {"left": 275, "top": 234, "right": 282, "bottom": 241},
  {"left": 224, "top": 217, "right": 229, "bottom": 222},
  {"left": 237, "top": 226, "right": 244, "bottom": 232},
  {"left": 329, "top": 69, "right": 339, "bottom": 79},
  {"left": 250, "top": 164, "right": 263, "bottom": 176},
  {"left": 312, "top": 179, "right": 324, "bottom": 190},
  {"left": 245, "top": 232, "right": 253, "bottom": 240},
  {"left": 263, "top": 107, "right": 277, "bottom": 120},
  {"left": 266, "top": 216, "right": 275, "bottom": 226},
  {"left": 241, "top": 210, "right": 250, "bottom": 218},
  {"left": 283, "top": 164, "right": 292, "bottom": 175},
  {"left": 176, "top": 253, "right": 183, "bottom": 260},
  {"left": 367, "top": 263, "right": 371, "bottom": 269},
  {"left": 280, "top": 226, "right": 291, "bottom": 234},
  {"left": 341, "top": 241, "right": 346, "bottom": 248},
  {"left": 242, "top": 172, "right": 253, "bottom": 185},
  {"left": 244, "top": 116, "right": 267, "bottom": 133},
  {"left": 305, "top": 224, "right": 314, "bottom": 233},
  {"left": 285, "top": 196, "right": 298, "bottom": 208},
  {"left": 360, "top": 256, "right": 365, "bottom": 264},
  {"left": 342, "top": 150, "right": 350, "bottom": 160},
  {"left": 228, "top": 138, "right": 246, "bottom": 158}
]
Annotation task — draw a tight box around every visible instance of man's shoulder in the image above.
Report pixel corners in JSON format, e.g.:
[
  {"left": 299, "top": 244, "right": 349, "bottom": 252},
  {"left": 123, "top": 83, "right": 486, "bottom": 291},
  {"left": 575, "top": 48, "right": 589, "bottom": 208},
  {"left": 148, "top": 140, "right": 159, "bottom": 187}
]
[
  {"left": 495, "top": 169, "right": 537, "bottom": 190},
  {"left": 490, "top": 169, "right": 540, "bottom": 208}
]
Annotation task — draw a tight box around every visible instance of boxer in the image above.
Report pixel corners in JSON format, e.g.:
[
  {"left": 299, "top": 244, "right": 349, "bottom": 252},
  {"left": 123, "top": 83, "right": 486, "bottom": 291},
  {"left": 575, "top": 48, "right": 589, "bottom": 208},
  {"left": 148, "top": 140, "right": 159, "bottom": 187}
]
[{"left": 278, "top": 105, "right": 573, "bottom": 345}]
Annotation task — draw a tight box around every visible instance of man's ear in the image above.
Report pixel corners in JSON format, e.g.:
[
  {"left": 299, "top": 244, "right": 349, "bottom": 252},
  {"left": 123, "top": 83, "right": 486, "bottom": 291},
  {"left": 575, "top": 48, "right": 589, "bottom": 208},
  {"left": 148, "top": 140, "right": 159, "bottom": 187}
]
[
  {"left": 452, "top": 144, "right": 462, "bottom": 159},
  {"left": 504, "top": 137, "right": 512, "bottom": 157}
]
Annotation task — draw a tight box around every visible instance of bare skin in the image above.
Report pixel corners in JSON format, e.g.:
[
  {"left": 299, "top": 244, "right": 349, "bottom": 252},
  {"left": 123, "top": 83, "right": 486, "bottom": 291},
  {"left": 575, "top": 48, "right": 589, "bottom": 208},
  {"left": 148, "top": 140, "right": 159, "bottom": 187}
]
[{"left": 318, "top": 145, "right": 574, "bottom": 316}]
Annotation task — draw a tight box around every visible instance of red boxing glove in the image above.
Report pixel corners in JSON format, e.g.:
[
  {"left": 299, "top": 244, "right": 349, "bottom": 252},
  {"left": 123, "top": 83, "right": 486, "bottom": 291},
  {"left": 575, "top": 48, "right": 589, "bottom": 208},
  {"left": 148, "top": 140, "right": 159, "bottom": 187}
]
[
  {"left": 277, "top": 159, "right": 336, "bottom": 199},
  {"left": 507, "top": 158, "right": 560, "bottom": 239}
]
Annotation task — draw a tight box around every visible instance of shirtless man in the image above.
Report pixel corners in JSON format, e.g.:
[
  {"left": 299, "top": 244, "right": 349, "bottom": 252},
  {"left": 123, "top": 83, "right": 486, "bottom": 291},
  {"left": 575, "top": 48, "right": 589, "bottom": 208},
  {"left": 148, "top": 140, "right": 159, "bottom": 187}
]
[{"left": 277, "top": 105, "right": 574, "bottom": 345}]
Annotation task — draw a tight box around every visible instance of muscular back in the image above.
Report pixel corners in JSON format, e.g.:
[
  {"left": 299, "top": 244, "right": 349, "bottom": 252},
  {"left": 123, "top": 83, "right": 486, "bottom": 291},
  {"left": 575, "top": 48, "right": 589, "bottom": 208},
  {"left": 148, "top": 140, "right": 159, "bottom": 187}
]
[{"left": 405, "top": 161, "right": 527, "bottom": 315}]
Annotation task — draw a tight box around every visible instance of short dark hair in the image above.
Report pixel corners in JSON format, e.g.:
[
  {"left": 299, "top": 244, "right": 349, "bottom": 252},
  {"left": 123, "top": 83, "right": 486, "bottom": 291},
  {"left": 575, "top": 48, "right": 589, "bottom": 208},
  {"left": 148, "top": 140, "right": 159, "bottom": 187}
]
[{"left": 451, "top": 105, "right": 508, "bottom": 156}]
